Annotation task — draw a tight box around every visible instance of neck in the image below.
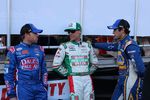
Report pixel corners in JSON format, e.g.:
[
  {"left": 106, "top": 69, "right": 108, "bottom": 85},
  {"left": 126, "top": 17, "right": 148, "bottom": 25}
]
[
  {"left": 76, "top": 38, "right": 81, "bottom": 42},
  {"left": 23, "top": 39, "right": 32, "bottom": 45},
  {"left": 120, "top": 33, "right": 127, "bottom": 41},
  {"left": 71, "top": 38, "right": 81, "bottom": 42}
]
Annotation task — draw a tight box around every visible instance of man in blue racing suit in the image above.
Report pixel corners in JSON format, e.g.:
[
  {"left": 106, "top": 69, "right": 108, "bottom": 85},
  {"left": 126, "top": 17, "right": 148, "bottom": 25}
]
[
  {"left": 92, "top": 19, "right": 145, "bottom": 100},
  {"left": 4, "top": 23, "right": 48, "bottom": 100}
]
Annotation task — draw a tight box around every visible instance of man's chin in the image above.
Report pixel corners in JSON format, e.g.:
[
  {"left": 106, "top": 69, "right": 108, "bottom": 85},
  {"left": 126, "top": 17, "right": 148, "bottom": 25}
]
[
  {"left": 32, "top": 41, "right": 38, "bottom": 44},
  {"left": 113, "top": 36, "right": 119, "bottom": 42},
  {"left": 70, "top": 39, "right": 75, "bottom": 41}
]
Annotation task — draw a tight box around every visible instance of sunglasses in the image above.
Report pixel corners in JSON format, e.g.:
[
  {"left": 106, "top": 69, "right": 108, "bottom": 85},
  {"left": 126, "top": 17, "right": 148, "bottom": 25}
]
[
  {"left": 68, "top": 30, "right": 76, "bottom": 34},
  {"left": 113, "top": 28, "right": 118, "bottom": 31}
]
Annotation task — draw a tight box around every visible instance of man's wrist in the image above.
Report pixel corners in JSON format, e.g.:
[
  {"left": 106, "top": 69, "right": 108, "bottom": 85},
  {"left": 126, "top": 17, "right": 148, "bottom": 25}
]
[{"left": 8, "top": 94, "right": 17, "bottom": 98}]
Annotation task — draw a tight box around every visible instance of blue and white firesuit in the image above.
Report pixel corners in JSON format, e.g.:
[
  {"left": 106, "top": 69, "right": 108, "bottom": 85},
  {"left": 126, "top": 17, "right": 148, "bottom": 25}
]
[
  {"left": 93, "top": 35, "right": 145, "bottom": 100},
  {"left": 4, "top": 42, "right": 48, "bottom": 100}
]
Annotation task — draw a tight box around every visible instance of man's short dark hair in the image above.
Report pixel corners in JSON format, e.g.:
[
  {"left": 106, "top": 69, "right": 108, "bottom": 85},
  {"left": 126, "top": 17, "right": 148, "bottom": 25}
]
[
  {"left": 20, "top": 24, "right": 31, "bottom": 36},
  {"left": 20, "top": 23, "right": 43, "bottom": 40},
  {"left": 107, "top": 19, "right": 130, "bottom": 34}
]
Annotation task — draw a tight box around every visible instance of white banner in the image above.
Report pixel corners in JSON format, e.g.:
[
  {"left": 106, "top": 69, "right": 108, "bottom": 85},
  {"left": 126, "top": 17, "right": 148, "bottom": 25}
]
[
  {"left": 0, "top": 79, "right": 70, "bottom": 100},
  {"left": 48, "top": 80, "right": 70, "bottom": 100}
]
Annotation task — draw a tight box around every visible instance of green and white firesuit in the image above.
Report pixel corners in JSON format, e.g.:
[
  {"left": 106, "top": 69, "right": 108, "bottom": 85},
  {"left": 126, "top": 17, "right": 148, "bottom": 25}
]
[{"left": 52, "top": 41, "right": 99, "bottom": 100}]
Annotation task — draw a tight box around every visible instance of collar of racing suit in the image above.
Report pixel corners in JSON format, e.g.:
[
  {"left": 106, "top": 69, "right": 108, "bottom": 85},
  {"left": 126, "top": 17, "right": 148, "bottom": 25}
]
[
  {"left": 21, "top": 42, "right": 35, "bottom": 47},
  {"left": 70, "top": 41, "right": 82, "bottom": 45},
  {"left": 119, "top": 35, "right": 130, "bottom": 44}
]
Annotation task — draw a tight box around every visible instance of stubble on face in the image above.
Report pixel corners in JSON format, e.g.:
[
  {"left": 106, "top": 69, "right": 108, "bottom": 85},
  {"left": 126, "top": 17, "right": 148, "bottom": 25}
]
[
  {"left": 28, "top": 33, "right": 39, "bottom": 44},
  {"left": 69, "top": 31, "right": 81, "bottom": 41},
  {"left": 113, "top": 29, "right": 126, "bottom": 41}
]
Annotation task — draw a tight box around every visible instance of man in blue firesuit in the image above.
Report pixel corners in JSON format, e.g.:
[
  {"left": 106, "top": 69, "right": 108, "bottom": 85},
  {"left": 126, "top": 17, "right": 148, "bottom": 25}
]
[
  {"left": 4, "top": 23, "right": 48, "bottom": 100},
  {"left": 92, "top": 19, "right": 145, "bottom": 100}
]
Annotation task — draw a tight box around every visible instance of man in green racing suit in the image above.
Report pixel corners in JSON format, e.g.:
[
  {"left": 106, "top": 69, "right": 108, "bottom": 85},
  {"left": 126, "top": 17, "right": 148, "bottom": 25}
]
[{"left": 52, "top": 22, "right": 99, "bottom": 100}]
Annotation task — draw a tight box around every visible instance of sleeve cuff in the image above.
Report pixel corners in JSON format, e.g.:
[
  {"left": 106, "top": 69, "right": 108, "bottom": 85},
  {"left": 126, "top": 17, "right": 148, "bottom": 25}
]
[{"left": 8, "top": 94, "right": 16, "bottom": 98}]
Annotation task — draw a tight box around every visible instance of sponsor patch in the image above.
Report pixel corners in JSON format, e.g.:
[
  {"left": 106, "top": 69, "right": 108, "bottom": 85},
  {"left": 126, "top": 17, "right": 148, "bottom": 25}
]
[
  {"left": 35, "top": 53, "right": 40, "bottom": 56},
  {"left": 68, "top": 23, "right": 73, "bottom": 27},
  {"left": 16, "top": 47, "right": 22, "bottom": 51},
  {"left": 127, "top": 50, "right": 136, "bottom": 53},
  {"left": 8, "top": 46, "right": 15, "bottom": 53},
  {"left": 69, "top": 46, "right": 76, "bottom": 51},
  {"left": 21, "top": 57, "right": 39, "bottom": 70},
  {"left": 22, "top": 50, "right": 29, "bottom": 54},
  {"left": 34, "top": 48, "right": 40, "bottom": 53},
  {"left": 71, "top": 55, "right": 88, "bottom": 59},
  {"left": 55, "top": 48, "right": 61, "bottom": 57},
  {"left": 4, "top": 67, "right": 8, "bottom": 73}
]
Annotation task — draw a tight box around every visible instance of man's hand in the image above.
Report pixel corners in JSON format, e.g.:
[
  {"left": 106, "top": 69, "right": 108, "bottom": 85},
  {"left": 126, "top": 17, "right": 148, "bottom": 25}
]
[
  {"left": 90, "top": 65, "right": 98, "bottom": 74},
  {"left": 93, "top": 48, "right": 99, "bottom": 56},
  {"left": 10, "top": 97, "right": 17, "bottom": 100},
  {"left": 86, "top": 40, "right": 92, "bottom": 45},
  {"left": 86, "top": 40, "right": 96, "bottom": 48}
]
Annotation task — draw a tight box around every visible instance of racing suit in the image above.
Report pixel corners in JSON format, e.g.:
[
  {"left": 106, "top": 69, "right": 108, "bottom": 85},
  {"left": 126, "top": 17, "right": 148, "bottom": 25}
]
[
  {"left": 52, "top": 41, "right": 98, "bottom": 100},
  {"left": 4, "top": 42, "right": 48, "bottom": 100},
  {"left": 93, "top": 35, "right": 145, "bottom": 100}
]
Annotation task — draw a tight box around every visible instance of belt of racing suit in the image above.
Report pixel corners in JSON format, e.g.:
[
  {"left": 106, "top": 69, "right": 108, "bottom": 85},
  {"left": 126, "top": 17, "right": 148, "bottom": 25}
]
[
  {"left": 69, "top": 72, "right": 90, "bottom": 76},
  {"left": 17, "top": 80, "right": 42, "bottom": 85}
]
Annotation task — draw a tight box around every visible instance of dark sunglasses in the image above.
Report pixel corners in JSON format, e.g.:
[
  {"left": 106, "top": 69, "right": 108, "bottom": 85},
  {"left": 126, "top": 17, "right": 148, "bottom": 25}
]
[
  {"left": 113, "top": 28, "right": 118, "bottom": 31},
  {"left": 68, "top": 30, "right": 76, "bottom": 34}
]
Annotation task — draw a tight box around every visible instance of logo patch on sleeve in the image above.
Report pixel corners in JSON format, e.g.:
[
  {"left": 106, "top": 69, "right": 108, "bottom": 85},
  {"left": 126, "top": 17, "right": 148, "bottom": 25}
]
[{"left": 8, "top": 46, "right": 15, "bottom": 53}]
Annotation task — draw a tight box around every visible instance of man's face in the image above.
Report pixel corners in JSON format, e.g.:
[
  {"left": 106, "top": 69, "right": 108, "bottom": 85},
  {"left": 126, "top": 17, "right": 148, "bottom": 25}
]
[
  {"left": 113, "top": 28, "right": 124, "bottom": 40},
  {"left": 68, "top": 30, "right": 81, "bottom": 41},
  {"left": 26, "top": 32, "right": 39, "bottom": 44}
]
